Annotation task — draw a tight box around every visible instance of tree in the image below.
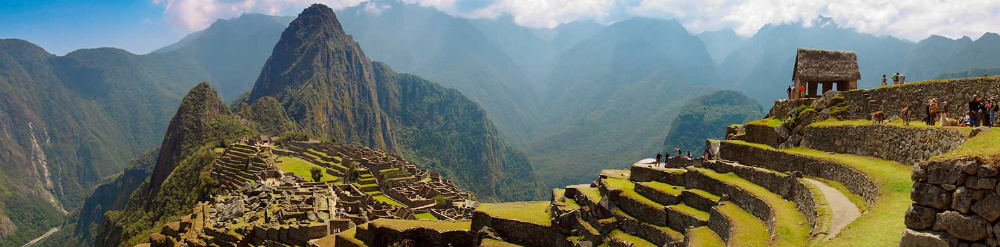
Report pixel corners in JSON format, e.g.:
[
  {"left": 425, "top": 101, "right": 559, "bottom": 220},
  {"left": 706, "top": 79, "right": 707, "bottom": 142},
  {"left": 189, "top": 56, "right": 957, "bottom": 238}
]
[
  {"left": 344, "top": 160, "right": 358, "bottom": 183},
  {"left": 309, "top": 167, "right": 324, "bottom": 182}
]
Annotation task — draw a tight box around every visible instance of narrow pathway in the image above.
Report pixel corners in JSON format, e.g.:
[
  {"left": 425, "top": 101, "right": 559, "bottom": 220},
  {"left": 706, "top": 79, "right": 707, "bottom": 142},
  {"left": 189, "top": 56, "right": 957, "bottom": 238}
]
[
  {"left": 803, "top": 178, "right": 861, "bottom": 240},
  {"left": 22, "top": 227, "right": 59, "bottom": 247}
]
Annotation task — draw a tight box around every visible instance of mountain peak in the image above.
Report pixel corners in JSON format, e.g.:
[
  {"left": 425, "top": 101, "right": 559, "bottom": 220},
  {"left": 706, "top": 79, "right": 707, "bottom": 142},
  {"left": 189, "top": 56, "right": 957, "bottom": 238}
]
[
  {"left": 148, "top": 82, "right": 229, "bottom": 192},
  {"left": 293, "top": 3, "right": 346, "bottom": 35}
]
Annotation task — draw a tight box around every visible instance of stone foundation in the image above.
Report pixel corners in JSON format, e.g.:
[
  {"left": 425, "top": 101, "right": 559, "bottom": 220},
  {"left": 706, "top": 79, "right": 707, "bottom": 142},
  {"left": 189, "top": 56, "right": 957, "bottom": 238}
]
[{"left": 905, "top": 157, "right": 1000, "bottom": 247}]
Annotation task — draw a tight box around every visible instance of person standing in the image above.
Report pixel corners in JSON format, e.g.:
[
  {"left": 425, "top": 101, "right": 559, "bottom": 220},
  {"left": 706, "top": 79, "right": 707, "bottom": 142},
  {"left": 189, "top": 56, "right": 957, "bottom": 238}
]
[
  {"left": 882, "top": 74, "right": 887, "bottom": 86},
  {"left": 787, "top": 86, "right": 793, "bottom": 99},
  {"left": 991, "top": 98, "right": 998, "bottom": 126},
  {"left": 892, "top": 73, "right": 900, "bottom": 85},
  {"left": 969, "top": 96, "right": 981, "bottom": 127},
  {"left": 799, "top": 85, "right": 806, "bottom": 98},
  {"left": 656, "top": 151, "right": 662, "bottom": 165}
]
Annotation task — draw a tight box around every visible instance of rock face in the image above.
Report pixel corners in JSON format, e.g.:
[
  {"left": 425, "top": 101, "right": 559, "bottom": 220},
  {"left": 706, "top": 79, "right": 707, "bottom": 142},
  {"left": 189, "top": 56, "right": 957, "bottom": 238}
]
[
  {"left": 149, "top": 82, "right": 230, "bottom": 193},
  {"left": 242, "top": 4, "right": 543, "bottom": 202},
  {"left": 909, "top": 158, "right": 1000, "bottom": 245},
  {"left": 248, "top": 4, "right": 395, "bottom": 150}
]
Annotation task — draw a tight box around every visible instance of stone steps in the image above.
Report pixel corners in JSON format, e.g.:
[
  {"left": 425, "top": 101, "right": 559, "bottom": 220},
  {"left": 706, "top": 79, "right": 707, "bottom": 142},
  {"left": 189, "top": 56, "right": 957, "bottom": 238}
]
[
  {"left": 685, "top": 167, "right": 810, "bottom": 246},
  {"left": 709, "top": 202, "right": 770, "bottom": 247},
  {"left": 600, "top": 178, "right": 668, "bottom": 226},
  {"left": 613, "top": 209, "right": 684, "bottom": 246},
  {"left": 684, "top": 226, "right": 726, "bottom": 247}
]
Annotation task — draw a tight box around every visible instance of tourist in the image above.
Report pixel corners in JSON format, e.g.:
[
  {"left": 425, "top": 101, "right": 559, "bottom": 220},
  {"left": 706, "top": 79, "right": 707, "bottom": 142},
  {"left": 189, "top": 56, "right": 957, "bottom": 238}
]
[
  {"left": 960, "top": 113, "right": 972, "bottom": 127},
  {"left": 703, "top": 145, "right": 712, "bottom": 160},
  {"left": 925, "top": 103, "right": 931, "bottom": 125},
  {"left": 901, "top": 74, "right": 906, "bottom": 84},
  {"left": 675, "top": 148, "right": 682, "bottom": 156},
  {"left": 882, "top": 74, "right": 887, "bottom": 86},
  {"left": 969, "top": 96, "right": 981, "bottom": 127},
  {"left": 656, "top": 151, "right": 662, "bottom": 165},
  {"left": 979, "top": 97, "right": 989, "bottom": 126},
  {"left": 686, "top": 150, "right": 691, "bottom": 157},
  {"left": 787, "top": 86, "right": 793, "bottom": 99},
  {"left": 991, "top": 98, "right": 998, "bottom": 126},
  {"left": 892, "top": 73, "right": 899, "bottom": 85},
  {"left": 799, "top": 85, "right": 805, "bottom": 98}
]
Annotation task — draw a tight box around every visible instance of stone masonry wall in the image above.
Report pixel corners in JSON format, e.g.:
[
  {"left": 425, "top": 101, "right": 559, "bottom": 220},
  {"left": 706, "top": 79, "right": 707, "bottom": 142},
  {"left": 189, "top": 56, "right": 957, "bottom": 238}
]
[
  {"left": 767, "top": 98, "right": 816, "bottom": 120},
  {"left": 719, "top": 141, "right": 880, "bottom": 206},
  {"left": 841, "top": 77, "right": 1000, "bottom": 120},
  {"left": 701, "top": 160, "right": 818, "bottom": 228},
  {"left": 800, "top": 125, "right": 967, "bottom": 166},
  {"left": 904, "top": 157, "right": 1000, "bottom": 247}
]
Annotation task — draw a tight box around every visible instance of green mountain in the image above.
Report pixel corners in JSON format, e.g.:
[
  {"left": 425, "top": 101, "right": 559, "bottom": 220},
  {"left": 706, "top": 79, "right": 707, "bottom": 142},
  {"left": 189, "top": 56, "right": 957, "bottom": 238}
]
[
  {"left": 243, "top": 4, "right": 543, "bottom": 202},
  {"left": 698, "top": 29, "right": 746, "bottom": 65},
  {"left": 95, "top": 82, "right": 253, "bottom": 247},
  {"left": 663, "top": 90, "right": 763, "bottom": 153},
  {"left": 337, "top": 3, "right": 540, "bottom": 145},
  {"left": 934, "top": 67, "right": 1000, "bottom": 80},
  {"left": 0, "top": 39, "right": 200, "bottom": 247},
  {"left": 902, "top": 35, "right": 973, "bottom": 80}
]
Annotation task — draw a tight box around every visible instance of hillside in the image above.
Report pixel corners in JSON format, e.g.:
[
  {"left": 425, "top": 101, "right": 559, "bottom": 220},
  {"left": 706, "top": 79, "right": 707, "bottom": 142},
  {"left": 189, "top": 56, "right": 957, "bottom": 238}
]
[
  {"left": 244, "top": 3, "right": 542, "bottom": 202},
  {"left": 663, "top": 90, "right": 763, "bottom": 154}
]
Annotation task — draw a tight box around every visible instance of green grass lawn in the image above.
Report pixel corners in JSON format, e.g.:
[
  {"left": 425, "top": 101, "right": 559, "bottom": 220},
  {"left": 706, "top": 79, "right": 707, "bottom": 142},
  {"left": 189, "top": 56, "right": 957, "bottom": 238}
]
[
  {"left": 370, "top": 218, "right": 471, "bottom": 232},
  {"left": 933, "top": 127, "right": 1000, "bottom": 160},
  {"left": 609, "top": 230, "right": 657, "bottom": 247},
  {"left": 727, "top": 141, "right": 911, "bottom": 246},
  {"left": 748, "top": 118, "right": 784, "bottom": 127},
  {"left": 715, "top": 202, "right": 770, "bottom": 247},
  {"left": 475, "top": 201, "right": 551, "bottom": 226},
  {"left": 413, "top": 212, "right": 438, "bottom": 220},
  {"left": 810, "top": 118, "right": 972, "bottom": 135},
  {"left": 638, "top": 181, "right": 684, "bottom": 195},
  {"left": 685, "top": 226, "right": 727, "bottom": 247},
  {"left": 372, "top": 195, "right": 407, "bottom": 208},
  {"left": 669, "top": 203, "right": 709, "bottom": 221},
  {"left": 275, "top": 156, "right": 339, "bottom": 182},
  {"left": 690, "top": 167, "right": 809, "bottom": 247}
]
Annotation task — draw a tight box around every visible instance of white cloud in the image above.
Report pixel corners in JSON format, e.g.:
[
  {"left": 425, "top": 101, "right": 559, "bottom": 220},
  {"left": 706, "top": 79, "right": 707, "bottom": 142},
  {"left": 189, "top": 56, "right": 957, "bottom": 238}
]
[
  {"left": 154, "top": 0, "right": 1000, "bottom": 41},
  {"left": 153, "top": 0, "right": 368, "bottom": 31}
]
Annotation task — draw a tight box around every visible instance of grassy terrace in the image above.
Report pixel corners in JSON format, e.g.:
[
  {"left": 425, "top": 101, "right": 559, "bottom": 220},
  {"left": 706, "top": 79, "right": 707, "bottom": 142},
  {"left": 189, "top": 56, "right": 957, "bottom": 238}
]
[
  {"left": 686, "top": 226, "right": 726, "bottom": 247},
  {"left": 798, "top": 179, "right": 833, "bottom": 243},
  {"left": 275, "top": 156, "right": 339, "bottom": 182},
  {"left": 669, "top": 203, "right": 709, "bottom": 221},
  {"left": 369, "top": 219, "right": 471, "bottom": 232},
  {"left": 809, "top": 119, "right": 972, "bottom": 135},
  {"left": 933, "top": 126, "right": 1000, "bottom": 160},
  {"left": 576, "top": 186, "right": 603, "bottom": 202},
  {"left": 372, "top": 195, "right": 406, "bottom": 208},
  {"left": 602, "top": 178, "right": 665, "bottom": 210},
  {"left": 715, "top": 202, "right": 770, "bottom": 247},
  {"left": 747, "top": 118, "right": 784, "bottom": 127},
  {"left": 638, "top": 181, "right": 684, "bottom": 195},
  {"left": 475, "top": 201, "right": 551, "bottom": 226},
  {"left": 688, "top": 189, "right": 721, "bottom": 201},
  {"left": 608, "top": 230, "right": 657, "bottom": 247},
  {"left": 689, "top": 167, "right": 810, "bottom": 247},
  {"left": 413, "top": 212, "right": 438, "bottom": 220},
  {"left": 725, "top": 140, "right": 912, "bottom": 246}
]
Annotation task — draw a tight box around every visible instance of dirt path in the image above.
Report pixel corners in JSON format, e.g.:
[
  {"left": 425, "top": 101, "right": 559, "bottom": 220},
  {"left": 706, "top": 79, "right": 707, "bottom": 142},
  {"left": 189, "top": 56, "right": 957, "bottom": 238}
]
[
  {"left": 22, "top": 227, "right": 59, "bottom": 247},
  {"left": 804, "top": 178, "right": 861, "bottom": 240}
]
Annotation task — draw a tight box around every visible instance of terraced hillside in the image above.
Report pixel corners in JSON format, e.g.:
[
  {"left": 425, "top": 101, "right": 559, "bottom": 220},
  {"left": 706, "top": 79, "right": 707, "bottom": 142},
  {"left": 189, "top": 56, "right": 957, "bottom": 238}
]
[{"left": 329, "top": 77, "right": 1000, "bottom": 247}]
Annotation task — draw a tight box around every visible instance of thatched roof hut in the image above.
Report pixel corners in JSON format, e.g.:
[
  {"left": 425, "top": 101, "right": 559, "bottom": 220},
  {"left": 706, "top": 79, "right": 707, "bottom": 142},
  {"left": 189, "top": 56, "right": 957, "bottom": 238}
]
[
  {"left": 791, "top": 48, "right": 861, "bottom": 98},
  {"left": 792, "top": 48, "right": 861, "bottom": 82}
]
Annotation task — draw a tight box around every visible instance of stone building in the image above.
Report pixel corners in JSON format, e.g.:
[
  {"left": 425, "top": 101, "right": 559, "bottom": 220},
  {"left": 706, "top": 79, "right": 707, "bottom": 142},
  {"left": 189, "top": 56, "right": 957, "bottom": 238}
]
[{"left": 792, "top": 48, "right": 861, "bottom": 98}]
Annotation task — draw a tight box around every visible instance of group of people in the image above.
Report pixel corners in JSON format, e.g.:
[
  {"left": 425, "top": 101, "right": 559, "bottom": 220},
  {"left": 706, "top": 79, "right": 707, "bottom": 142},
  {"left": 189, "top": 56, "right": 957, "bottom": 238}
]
[
  {"left": 787, "top": 84, "right": 806, "bottom": 99},
  {"left": 882, "top": 73, "right": 907, "bottom": 86},
  {"left": 958, "top": 96, "right": 999, "bottom": 127}
]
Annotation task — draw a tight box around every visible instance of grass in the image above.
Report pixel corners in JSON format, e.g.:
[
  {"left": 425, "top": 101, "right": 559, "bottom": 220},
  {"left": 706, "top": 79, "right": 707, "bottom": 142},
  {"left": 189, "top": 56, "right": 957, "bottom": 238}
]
[
  {"left": 413, "top": 212, "right": 438, "bottom": 220},
  {"left": 576, "top": 187, "right": 603, "bottom": 202},
  {"left": 608, "top": 230, "right": 657, "bottom": 247},
  {"left": 799, "top": 179, "right": 833, "bottom": 244},
  {"left": 688, "top": 188, "right": 721, "bottom": 201},
  {"left": 603, "top": 178, "right": 665, "bottom": 209},
  {"left": 727, "top": 141, "right": 912, "bottom": 246},
  {"left": 669, "top": 203, "right": 709, "bottom": 221},
  {"left": 933, "top": 127, "right": 1000, "bottom": 160},
  {"left": 874, "top": 76, "right": 1000, "bottom": 90},
  {"left": 715, "top": 202, "right": 770, "bottom": 247},
  {"left": 809, "top": 118, "right": 972, "bottom": 135},
  {"left": 371, "top": 195, "right": 407, "bottom": 208},
  {"left": 690, "top": 167, "right": 810, "bottom": 247},
  {"left": 748, "top": 118, "right": 784, "bottom": 127},
  {"left": 480, "top": 239, "right": 524, "bottom": 247},
  {"left": 275, "top": 156, "right": 339, "bottom": 182},
  {"left": 475, "top": 201, "right": 551, "bottom": 226},
  {"left": 638, "top": 181, "right": 684, "bottom": 195},
  {"left": 369, "top": 219, "right": 471, "bottom": 232},
  {"left": 686, "top": 226, "right": 727, "bottom": 247}
]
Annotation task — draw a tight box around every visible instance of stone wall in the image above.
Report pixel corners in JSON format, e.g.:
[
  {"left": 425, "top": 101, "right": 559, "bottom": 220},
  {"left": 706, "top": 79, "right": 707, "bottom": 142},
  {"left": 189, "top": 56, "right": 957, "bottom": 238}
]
[
  {"left": 701, "top": 160, "right": 818, "bottom": 228},
  {"left": 767, "top": 98, "right": 816, "bottom": 120},
  {"left": 736, "top": 124, "right": 785, "bottom": 148},
  {"left": 471, "top": 211, "right": 566, "bottom": 247},
  {"left": 684, "top": 170, "right": 775, "bottom": 237},
  {"left": 719, "top": 141, "right": 879, "bottom": 206},
  {"left": 630, "top": 165, "right": 686, "bottom": 186},
  {"left": 800, "top": 125, "right": 966, "bottom": 166},
  {"left": 840, "top": 77, "right": 1000, "bottom": 120},
  {"left": 904, "top": 157, "right": 1000, "bottom": 247}
]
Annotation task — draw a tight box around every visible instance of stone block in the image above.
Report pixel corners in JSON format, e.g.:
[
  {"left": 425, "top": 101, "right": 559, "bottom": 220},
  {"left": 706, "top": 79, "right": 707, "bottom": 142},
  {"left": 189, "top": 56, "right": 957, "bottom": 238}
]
[
  {"left": 934, "top": 211, "right": 990, "bottom": 241},
  {"left": 900, "top": 229, "right": 956, "bottom": 247},
  {"left": 969, "top": 177, "right": 999, "bottom": 190},
  {"left": 927, "top": 163, "right": 967, "bottom": 185},
  {"left": 954, "top": 187, "right": 976, "bottom": 214},
  {"left": 913, "top": 182, "right": 952, "bottom": 209},
  {"left": 980, "top": 166, "right": 1000, "bottom": 178},
  {"left": 973, "top": 193, "right": 1000, "bottom": 222},
  {"left": 906, "top": 204, "right": 938, "bottom": 230}
]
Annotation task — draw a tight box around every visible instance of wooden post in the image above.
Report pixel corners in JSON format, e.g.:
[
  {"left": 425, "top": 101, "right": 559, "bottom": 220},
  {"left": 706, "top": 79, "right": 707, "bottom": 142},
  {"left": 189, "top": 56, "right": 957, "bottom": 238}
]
[{"left": 822, "top": 82, "right": 833, "bottom": 94}]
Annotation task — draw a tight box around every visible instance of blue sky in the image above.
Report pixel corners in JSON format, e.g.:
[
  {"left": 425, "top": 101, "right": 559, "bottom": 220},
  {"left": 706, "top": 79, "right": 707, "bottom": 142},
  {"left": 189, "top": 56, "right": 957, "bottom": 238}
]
[{"left": 2, "top": 0, "right": 999, "bottom": 55}]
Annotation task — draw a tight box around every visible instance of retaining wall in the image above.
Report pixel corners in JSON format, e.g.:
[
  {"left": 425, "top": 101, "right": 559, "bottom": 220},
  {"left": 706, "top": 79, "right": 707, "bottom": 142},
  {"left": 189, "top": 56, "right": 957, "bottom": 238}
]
[
  {"left": 904, "top": 157, "right": 1000, "bottom": 247},
  {"left": 840, "top": 77, "right": 1000, "bottom": 120},
  {"left": 800, "top": 125, "right": 966, "bottom": 166}
]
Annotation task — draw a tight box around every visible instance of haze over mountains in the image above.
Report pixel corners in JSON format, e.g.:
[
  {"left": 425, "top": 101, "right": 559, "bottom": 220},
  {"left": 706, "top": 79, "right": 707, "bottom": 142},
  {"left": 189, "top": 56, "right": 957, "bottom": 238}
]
[{"left": 3, "top": 1, "right": 1000, "bottom": 246}]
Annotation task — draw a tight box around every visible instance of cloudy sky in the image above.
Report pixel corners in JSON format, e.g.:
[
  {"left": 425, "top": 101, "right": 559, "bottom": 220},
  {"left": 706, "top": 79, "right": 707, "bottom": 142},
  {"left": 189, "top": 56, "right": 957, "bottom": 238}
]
[{"left": 2, "top": 0, "right": 999, "bottom": 55}]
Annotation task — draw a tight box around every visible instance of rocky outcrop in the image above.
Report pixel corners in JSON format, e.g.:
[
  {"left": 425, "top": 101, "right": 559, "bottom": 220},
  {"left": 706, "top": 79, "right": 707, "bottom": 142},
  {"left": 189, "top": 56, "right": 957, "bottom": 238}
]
[{"left": 909, "top": 157, "right": 1000, "bottom": 246}]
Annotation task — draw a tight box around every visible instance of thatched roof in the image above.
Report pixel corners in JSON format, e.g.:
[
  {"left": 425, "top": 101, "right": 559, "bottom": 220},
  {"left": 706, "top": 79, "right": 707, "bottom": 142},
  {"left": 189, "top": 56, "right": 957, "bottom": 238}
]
[{"left": 792, "top": 48, "right": 861, "bottom": 82}]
